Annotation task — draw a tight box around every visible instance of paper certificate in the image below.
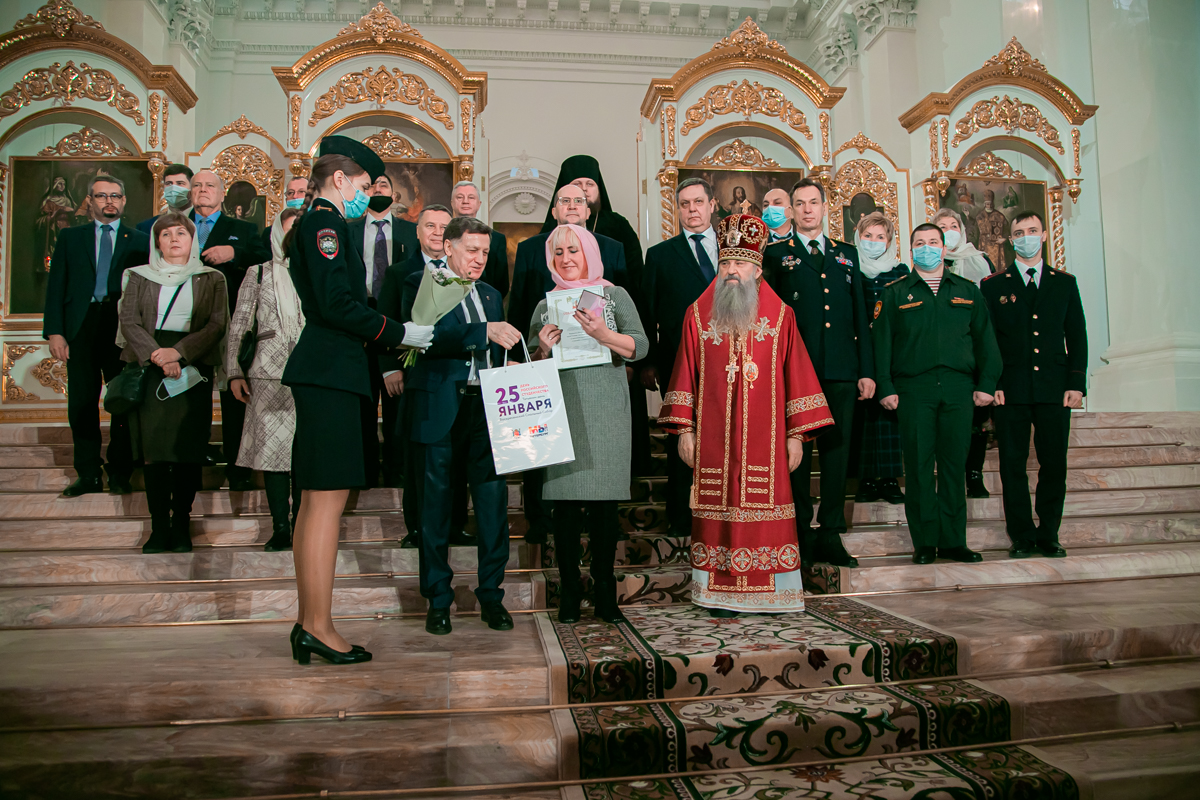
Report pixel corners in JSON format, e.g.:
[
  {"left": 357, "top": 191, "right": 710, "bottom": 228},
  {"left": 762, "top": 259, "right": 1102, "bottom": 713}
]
[{"left": 546, "top": 287, "right": 613, "bottom": 370}]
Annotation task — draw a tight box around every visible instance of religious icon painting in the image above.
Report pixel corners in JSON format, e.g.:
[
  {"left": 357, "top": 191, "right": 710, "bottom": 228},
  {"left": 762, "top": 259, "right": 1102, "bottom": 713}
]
[
  {"left": 941, "top": 173, "right": 1048, "bottom": 269},
  {"left": 678, "top": 166, "right": 807, "bottom": 223}
]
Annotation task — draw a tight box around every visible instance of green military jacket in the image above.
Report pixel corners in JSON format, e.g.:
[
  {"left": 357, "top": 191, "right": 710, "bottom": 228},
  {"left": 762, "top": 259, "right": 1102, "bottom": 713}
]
[{"left": 872, "top": 268, "right": 1002, "bottom": 398}]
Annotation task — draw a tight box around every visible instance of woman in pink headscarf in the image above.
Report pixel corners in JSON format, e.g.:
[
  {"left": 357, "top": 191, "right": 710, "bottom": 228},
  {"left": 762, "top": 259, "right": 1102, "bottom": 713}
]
[{"left": 529, "top": 223, "right": 649, "bottom": 625}]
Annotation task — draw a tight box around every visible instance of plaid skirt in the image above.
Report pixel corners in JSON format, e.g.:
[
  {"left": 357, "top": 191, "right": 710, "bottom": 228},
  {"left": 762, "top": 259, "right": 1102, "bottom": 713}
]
[{"left": 858, "top": 399, "right": 904, "bottom": 479}]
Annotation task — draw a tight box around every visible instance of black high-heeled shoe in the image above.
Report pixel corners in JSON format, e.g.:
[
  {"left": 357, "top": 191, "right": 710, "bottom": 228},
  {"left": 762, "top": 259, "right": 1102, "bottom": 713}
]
[
  {"left": 290, "top": 623, "right": 364, "bottom": 661},
  {"left": 294, "top": 629, "right": 372, "bottom": 665}
]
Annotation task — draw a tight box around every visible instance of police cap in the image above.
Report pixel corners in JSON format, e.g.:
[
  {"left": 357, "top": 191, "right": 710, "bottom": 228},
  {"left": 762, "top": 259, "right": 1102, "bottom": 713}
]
[{"left": 318, "top": 135, "right": 386, "bottom": 183}]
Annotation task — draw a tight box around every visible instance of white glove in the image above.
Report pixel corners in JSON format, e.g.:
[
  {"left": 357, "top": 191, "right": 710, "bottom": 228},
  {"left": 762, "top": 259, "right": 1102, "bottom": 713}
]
[{"left": 401, "top": 322, "right": 434, "bottom": 349}]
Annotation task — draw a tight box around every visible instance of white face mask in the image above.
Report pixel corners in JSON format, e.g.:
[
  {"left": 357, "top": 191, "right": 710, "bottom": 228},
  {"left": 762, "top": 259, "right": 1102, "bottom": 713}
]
[
  {"left": 156, "top": 365, "right": 208, "bottom": 400},
  {"left": 943, "top": 230, "right": 962, "bottom": 249}
]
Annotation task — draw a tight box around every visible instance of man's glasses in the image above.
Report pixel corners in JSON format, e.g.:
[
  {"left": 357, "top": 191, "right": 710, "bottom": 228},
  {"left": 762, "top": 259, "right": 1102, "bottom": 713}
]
[
  {"left": 91, "top": 193, "right": 124, "bottom": 201},
  {"left": 556, "top": 197, "right": 587, "bottom": 207}
]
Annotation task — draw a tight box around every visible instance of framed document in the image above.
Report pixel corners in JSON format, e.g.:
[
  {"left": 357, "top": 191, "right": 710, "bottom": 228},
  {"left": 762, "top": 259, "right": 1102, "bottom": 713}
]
[{"left": 546, "top": 287, "right": 613, "bottom": 370}]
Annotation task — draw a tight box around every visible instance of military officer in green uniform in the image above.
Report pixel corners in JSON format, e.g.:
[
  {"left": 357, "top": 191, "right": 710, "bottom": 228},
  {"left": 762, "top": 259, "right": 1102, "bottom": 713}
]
[{"left": 873, "top": 223, "right": 1002, "bottom": 565}]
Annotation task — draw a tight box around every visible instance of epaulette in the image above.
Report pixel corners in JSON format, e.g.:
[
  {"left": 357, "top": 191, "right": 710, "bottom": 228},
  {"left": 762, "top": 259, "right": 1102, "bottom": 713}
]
[
  {"left": 885, "top": 275, "right": 906, "bottom": 287},
  {"left": 981, "top": 271, "right": 1004, "bottom": 282}
]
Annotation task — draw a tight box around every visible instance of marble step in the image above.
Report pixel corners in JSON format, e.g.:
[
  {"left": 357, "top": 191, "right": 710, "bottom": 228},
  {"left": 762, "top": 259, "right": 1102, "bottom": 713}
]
[
  {"left": 0, "top": 710, "right": 559, "bottom": 799},
  {"left": 1033, "top": 727, "right": 1200, "bottom": 800},
  {"left": 0, "top": 573, "right": 541, "bottom": 628},
  {"left": 0, "top": 541, "right": 534, "bottom": 587},
  {"left": 0, "top": 616, "right": 551, "bottom": 727}
]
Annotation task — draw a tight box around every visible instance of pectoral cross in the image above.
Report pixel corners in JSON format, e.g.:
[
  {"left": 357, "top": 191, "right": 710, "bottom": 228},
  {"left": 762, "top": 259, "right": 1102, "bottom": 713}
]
[{"left": 726, "top": 360, "right": 740, "bottom": 384}]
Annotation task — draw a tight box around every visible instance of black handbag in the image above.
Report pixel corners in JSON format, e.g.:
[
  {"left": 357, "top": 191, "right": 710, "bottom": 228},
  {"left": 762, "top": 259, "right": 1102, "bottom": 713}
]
[
  {"left": 103, "top": 283, "right": 186, "bottom": 416},
  {"left": 236, "top": 264, "right": 264, "bottom": 375}
]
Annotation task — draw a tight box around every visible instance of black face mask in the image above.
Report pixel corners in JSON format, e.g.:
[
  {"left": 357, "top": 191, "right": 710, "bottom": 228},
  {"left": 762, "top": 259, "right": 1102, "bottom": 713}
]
[{"left": 368, "top": 195, "right": 393, "bottom": 213}]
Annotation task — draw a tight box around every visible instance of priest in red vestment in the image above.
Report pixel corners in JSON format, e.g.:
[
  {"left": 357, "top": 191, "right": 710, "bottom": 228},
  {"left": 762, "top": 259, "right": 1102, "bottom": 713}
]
[{"left": 658, "top": 214, "right": 833, "bottom": 617}]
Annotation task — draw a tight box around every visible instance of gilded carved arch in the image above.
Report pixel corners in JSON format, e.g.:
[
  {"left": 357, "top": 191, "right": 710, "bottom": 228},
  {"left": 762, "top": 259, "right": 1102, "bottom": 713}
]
[
  {"left": 207, "top": 144, "right": 286, "bottom": 227},
  {"left": 829, "top": 159, "right": 900, "bottom": 249}
]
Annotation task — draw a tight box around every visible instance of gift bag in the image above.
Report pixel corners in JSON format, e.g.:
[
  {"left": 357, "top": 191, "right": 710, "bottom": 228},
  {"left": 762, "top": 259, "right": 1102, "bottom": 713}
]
[{"left": 480, "top": 339, "right": 575, "bottom": 475}]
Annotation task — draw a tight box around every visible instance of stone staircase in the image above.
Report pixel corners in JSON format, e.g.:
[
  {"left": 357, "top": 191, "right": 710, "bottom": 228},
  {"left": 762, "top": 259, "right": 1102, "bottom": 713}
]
[{"left": 1, "top": 411, "right": 1198, "bottom": 798}]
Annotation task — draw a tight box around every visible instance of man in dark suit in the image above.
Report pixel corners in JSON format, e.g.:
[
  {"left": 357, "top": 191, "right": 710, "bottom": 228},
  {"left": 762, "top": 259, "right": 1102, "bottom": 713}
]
[
  {"left": 190, "top": 169, "right": 271, "bottom": 491},
  {"left": 137, "top": 164, "right": 193, "bottom": 234},
  {"left": 401, "top": 217, "right": 522, "bottom": 636},
  {"left": 506, "top": 183, "right": 629, "bottom": 545},
  {"left": 44, "top": 176, "right": 150, "bottom": 497},
  {"left": 641, "top": 177, "right": 719, "bottom": 540},
  {"left": 451, "top": 180, "right": 509, "bottom": 297},
  {"left": 763, "top": 178, "right": 875, "bottom": 568},
  {"left": 982, "top": 211, "right": 1087, "bottom": 559}
]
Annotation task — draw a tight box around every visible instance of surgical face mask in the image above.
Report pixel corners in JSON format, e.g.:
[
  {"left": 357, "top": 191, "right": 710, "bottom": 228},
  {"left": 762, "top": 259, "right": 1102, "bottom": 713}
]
[
  {"left": 162, "top": 184, "right": 190, "bottom": 209},
  {"left": 943, "top": 229, "right": 962, "bottom": 249},
  {"left": 761, "top": 204, "right": 788, "bottom": 230},
  {"left": 1012, "top": 234, "right": 1043, "bottom": 259},
  {"left": 859, "top": 239, "right": 887, "bottom": 260},
  {"left": 285, "top": 197, "right": 305, "bottom": 209},
  {"left": 912, "top": 244, "right": 944, "bottom": 271},
  {"left": 337, "top": 180, "right": 370, "bottom": 219},
  {"left": 156, "top": 366, "right": 208, "bottom": 401}
]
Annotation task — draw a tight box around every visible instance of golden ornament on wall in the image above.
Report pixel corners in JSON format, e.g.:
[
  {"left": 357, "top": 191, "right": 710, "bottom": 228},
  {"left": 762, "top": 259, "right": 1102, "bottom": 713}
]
[
  {"left": 38, "top": 126, "right": 133, "bottom": 157},
  {"left": 161, "top": 97, "right": 170, "bottom": 149},
  {"left": 0, "top": 61, "right": 144, "bottom": 125},
  {"left": 829, "top": 159, "right": 900, "bottom": 244},
  {"left": 711, "top": 17, "right": 788, "bottom": 58},
  {"left": 657, "top": 163, "right": 679, "bottom": 241},
  {"left": 928, "top": 120, "right": 939, "bottom": 173},
  {"left": 31, "top": 357, "right": 67, "bottom": 395},
  {"left": 361, "top": 129, "right": 430, "bottom": 159},
  {"left": 983, "top": 36, "right": 1047, "bottom": 76},
  {"left": 820, "top": 111, "right": 831, "bottom": 163},
  {"left": 1049, "top": 186, "right": 1066, "bottom": 271},
  {"left": 663, "top": 105, "right": 677, "bottom": 158},
  {"left": 680, "top": 80, "right": 812, "bottom": 139},
  {"left": 1065, "top": 178, "right": 1082, "bottom": 204},
  {"left": 958, "top": 151, "right": 1025, "bottom": 180},
  {"left": 951, "top": 95, "right": 1064, "bottom": 154},
  {"left": 696, "top": 139, "right": 780, "bottom": 168},
  {"left": 940, "top": 118, "right": 949, "bottom": 167},
  {"left": 148, "top": 93, "right": 161, "bottom": 149},
  {"left": 2, "top": 345, "right": 40, "bottom": 403},
  {"left": 13, "top": 0, "right": 104, "bottom": 38},
  {"left": 288, "top": 95, "right": 302, "bottom": 150},
  {"left": 1071, "top": 127, "right": 1081, "bottom": 176},
  {"left": 832, "top": 131, "right": 882, "bottom": 159},
  {"left": 209, "top": 145, "right": 285, "bottom": 225},
  {"left": 309, "top": 66, "right": 452, "bottom": 130},
  {"left": 338, "top": 2, "right": 423, "bottom": 44},
  {"left": 216, "top": 114, "right": 270, "bottom": 140},
  {"left": 454, "top": 157, "right": 474, "bottom": 183},
  {"left": 460, "top": 98, "right": 473, "bottom": 152}
]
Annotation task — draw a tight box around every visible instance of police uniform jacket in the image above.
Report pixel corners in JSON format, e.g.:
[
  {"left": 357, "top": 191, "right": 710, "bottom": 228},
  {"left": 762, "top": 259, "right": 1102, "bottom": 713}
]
[
  {"left": 872, "top": 269, "right": 1002, "bottom": 399},
  {"left": 281, "top": 198, "right": 406, "bottom": 398},
  {"left": 763, "top": 234, "right": 874, "bottom": 382},
  {"left": 980, "top": 263, "right": 1087, "bottom": 405}
]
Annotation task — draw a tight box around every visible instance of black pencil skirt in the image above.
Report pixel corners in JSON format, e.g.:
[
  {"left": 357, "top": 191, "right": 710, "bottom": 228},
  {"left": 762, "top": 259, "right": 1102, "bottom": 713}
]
[{"left": 291, "top": 384, "right": 365, "bottom": 490}]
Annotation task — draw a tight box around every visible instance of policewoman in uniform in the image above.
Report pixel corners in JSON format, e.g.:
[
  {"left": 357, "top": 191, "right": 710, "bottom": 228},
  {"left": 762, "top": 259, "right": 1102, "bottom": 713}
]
[
  {"left": 282, "top": 136, "right": 433, "bottom": 665},
  {"left": 873, "top": 223, "right": 1001, "bottom": 565},
  {"left": 981, "top": 211, "right": 1087, "bottom": 559}
]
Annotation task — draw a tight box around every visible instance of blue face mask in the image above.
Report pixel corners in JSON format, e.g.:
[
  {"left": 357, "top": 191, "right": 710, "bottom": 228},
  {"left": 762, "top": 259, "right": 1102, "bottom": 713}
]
[
  {"left": 162, "top": 184, "right": 190, "bottom": 209},
  {"left": 156, "top": 366, "right": 208, "bottom": 401},
  {"left": 285, "top": 197, "right": 305, "bottom": 209},
  {"left": 338, "top": 180, "right": 370, "bottom": 219},
  {"left": 912, "top": 244, "right": 943, "bottom": 271},
  {"left": 762, "top": 204, "right": 788, "bottom": 230},
  {"left": 1012, "top": 235, "right": 1043, "bottom": 259},
  {"left": 859, "top": 239, "right": 887, "bottom": 259}
]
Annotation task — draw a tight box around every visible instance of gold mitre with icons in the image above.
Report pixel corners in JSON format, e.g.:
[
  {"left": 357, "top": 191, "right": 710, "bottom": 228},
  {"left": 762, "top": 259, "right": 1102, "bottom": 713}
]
[{"left": 717, "top": 214, "right": 769, "bottom": 266}]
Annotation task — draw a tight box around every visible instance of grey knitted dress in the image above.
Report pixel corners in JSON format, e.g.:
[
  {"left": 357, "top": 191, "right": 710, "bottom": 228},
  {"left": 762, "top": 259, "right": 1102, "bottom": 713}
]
[{"left": 529, "top": 286, "right": 649, "bottom": 501}]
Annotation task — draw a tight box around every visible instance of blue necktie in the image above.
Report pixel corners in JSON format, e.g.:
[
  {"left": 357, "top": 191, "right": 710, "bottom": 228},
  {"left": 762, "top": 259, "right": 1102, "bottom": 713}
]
[
  {"left": 197, "top": 217, "right": 213, "bottom": 251},
  {"left": 94, "top": 224, "right": 113, "bottom": 301},
  {"left": 691, "top": 233, "right": 715, "bottom": 282},
  {"left": 372, "top": 220, "right": 388, "bottom": 297}
]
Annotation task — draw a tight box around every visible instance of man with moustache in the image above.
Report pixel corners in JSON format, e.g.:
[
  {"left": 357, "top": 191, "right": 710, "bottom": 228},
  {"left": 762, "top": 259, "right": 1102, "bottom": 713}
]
[
  {"left": 189, "top": 168, "right": 270, "bottom": 492},
  {"left": 762, "top": 188, "right": 794, "bottom": 243},
  {"left": 137, "top": 164, "right": 193, "bottom": 233},
  {"left": 450, "top": 181, "right": 509, "bottom": 297},
  {"left": 44, "top": 176, "right": 150, "bottom": 496},
  {"left": 642, "top": 177, "right": 721, "bottom": 541},
  {"left": 508, "top": 183, "right": 630, "bottom": 545},
  {"left": 763, "top": 178, "right": 874, "bottom": 568}
]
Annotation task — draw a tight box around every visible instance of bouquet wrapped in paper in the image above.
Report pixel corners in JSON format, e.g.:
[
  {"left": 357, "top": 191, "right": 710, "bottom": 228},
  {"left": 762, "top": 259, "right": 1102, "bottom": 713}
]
[{"left": 402, "top": 264, "right": 474, "bottom": 367}]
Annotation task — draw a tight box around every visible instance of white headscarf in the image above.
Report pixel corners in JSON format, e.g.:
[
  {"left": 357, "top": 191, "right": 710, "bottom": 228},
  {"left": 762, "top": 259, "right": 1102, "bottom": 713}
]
[
  {"left": 942, "top": 233, "right": 992, "bottom": 286},
  {"left": 855, "top": 231, "right": 901, "bottom": 280},
  {"left": 268, "top": 214, "right": 304, "bottom": 346},
  {"left": 116, "top": 226, "right": 222, "bottom": 348}
]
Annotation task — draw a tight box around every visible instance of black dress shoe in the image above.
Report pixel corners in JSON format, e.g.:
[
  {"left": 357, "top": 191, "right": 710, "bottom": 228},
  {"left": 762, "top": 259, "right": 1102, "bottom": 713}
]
[
  {"left": 966, "top": 471, "right": 990, "bottom": 498},
  {"left": 1037, "top": 542, "right": 1067, "bottom": 558},
  {"left": 938, "top": 546, "right": 983, "bottom": 563},
  {"left": 141, "top": 529, "right": 172, "bottom": 554},
  {"left": 557, "top": 590, "right": 582, "bottom": 624},
  {"left": 854, "top": 479, "right": 880, "bottom": 503},
  {"left": 480, "top": 602, "right": 514, "bottom": 631},
  {"left": 425, "top": 607, "right": 452, "bottom": 635},
  {"left": 449, "top": 529, "right": 478, "bottom": 547},
  {"left": 524, "top": 524, "right": 549, "bottom": 546},
  {"left": 708, "top": 607, "right": 739, "bottom": 618},
  {"left": 912, "top": 547, "right": 937, "bottom": 565},
  {"left": 62, "top": 477, "right": 104, "bottom": 498},
  {"left": 107, "top": 475, "right": 133, "bottom": 495},
  {"left": 1008, "top": 543, "right": 1037, "bottom": 559},
  {"left": 290, "top": 623, "right": 362, "bottom": 660},
  {"left": 399, "top": 534, "right": 421, "bottom": 549},
  {"left": 815, "top": 534, "right": 859, "bottom": 568},
  {"left": 294, "top": 630, "right": 372, "bottom": 665},
  {"left": 878, "top": 479, "right": 905, "bottom": 505},
  {"left": 169, "top": 522, "right": 193, "bottom": 553},
  {"left": 264, "top": 522, "right": 292, "bottom": 552}
]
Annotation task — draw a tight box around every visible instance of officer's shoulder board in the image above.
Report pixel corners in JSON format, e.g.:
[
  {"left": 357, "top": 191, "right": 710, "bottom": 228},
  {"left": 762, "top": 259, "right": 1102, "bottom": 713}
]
[
  {"left": 980, "top": 270, "right": 1006, "bottom": 283},
  {"left": 884, "top": 275, "right": 906, "bottom": 287}
]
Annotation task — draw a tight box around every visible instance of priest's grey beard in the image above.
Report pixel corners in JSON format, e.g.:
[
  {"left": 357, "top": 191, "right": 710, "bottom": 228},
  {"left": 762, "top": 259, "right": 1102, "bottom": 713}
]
[{"left": 711, "top": 274, "right": 759, "bottom": 334}]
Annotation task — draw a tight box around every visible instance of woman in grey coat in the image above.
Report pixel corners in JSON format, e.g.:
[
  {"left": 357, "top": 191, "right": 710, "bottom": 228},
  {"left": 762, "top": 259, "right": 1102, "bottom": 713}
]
[
  {"left": 529, "top": 223, "right": 648, "bottom": 624},
  {"left": 226, "top": 209, "right": 304, "bottom": 551}
]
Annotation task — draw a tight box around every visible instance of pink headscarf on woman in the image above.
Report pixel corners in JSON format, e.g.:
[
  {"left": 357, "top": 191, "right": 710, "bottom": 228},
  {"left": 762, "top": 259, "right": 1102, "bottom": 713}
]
[{"left": 545, "top": 223, "right": 614, "bottom": 290}]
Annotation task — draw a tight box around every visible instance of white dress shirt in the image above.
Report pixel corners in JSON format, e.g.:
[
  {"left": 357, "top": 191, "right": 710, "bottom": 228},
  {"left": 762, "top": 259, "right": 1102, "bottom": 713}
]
[
  {"left": 423, "top": 251, "right": 446, "bottom": 270},
  {"left": 686, "top": 226, "right": 718, "bottom": 268},
  {"left": 797, "top": 231, "right": 825, "bottom": 255},
  {"left": 362, "top": 215, "right": 392, "bottom": 297},
  {"left": 1019, "top": 259, "right": 1044, "bottom": 288},
  {"left": 461, "top": 285, "right": 491, "bottom": 385},
  {"left": 157, "top": 280, "right": 194, "bottom": 332}
]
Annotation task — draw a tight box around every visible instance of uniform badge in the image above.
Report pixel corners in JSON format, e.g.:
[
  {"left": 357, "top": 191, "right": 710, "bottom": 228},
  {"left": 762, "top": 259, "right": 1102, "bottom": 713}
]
[
  {"left": 835, "top": 254, "right": 853, "bottom": 267},
  {"left": 317, "top": 228, "right": 339, "bottom": 259},
  {"left": 907, "top": 294, "right": 913, "bottom": 301},
  {"left": 1010, "top": 293, "right": 1017, "bottom": 303},
  {"left": 999, "top": 295, "right": 1008, "bottom": 304},
  {"left": 873, "top": 300, "right": 882, "bottom": 319}
]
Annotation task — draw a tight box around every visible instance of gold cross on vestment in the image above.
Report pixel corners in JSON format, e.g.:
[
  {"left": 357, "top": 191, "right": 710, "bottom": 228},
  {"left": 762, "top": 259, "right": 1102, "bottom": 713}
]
[
  {"left": 726, "top": 360, "right": 740, "bottom": 383},
  {"left": 749, "top": 317, "right": 777, "bottom": 342}
]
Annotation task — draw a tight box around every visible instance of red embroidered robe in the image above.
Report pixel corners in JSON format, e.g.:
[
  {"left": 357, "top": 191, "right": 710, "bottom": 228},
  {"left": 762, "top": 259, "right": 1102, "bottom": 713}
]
[{"left": 658, "top": 281, "right": 833, "bottom": 594}]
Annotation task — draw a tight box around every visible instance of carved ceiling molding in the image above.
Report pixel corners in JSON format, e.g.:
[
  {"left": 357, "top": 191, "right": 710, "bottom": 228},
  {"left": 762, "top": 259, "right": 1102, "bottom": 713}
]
[
  {"left": 696, "top": 138, "right": 780, "bottom": 168},
  {"left": 832, "top": 131, "right": 883, "bottom": 159},
  {"left": 829, "top": 158, "right": 900, "bottom": 247},
  {"left": 900, "top": 37, "right": 1097, "bottom": 132},
  {"left": 38, "top": 126, "right": 134, "bottom": 157},
  {"left": 307, "top": 65, "right": 453, "bottom": 130},
  {"left": 951, "top": 95, "right": 1065, "bottom": 154},
  {"left": 957, "top": 151, "right": 1025, "bottom": 180},
  {"left": 680, "top": 79, "right": 813, "bottom": 140},
  {"left": 361, "top": 129, "right": 430, "bottom": 159},
  {"left": 208, "top": 144, "right": 285, "bottom": 226},
  {"left": 0, "top": 61, "right": 144, "bottom": 125},
  {"left": 642, "top": 17, "right": 843, "bottom": 122},
  {"left": 215, "top": 114, "right": 270, "bottom": 140},
  {"left": 0, "top": 1, "right": 197, "bottom": 111}
]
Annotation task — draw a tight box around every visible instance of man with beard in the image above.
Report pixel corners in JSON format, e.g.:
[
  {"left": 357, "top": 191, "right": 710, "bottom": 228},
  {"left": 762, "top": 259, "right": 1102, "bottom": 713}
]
[
  {"left": 659, "top": 214, "right": 832, "bottom": 617},
  {"left": 976, "top": 189, "right": 1010, "bottom": 271},
  {"left": 450, "top": 181, "right": 509, "bottom": 297}
]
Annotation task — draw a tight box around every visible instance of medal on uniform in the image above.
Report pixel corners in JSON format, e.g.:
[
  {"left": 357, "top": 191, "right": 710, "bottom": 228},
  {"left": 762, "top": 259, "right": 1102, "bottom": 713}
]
[
  {"left": 907, "top": 294, "right": 913, "bottom": 301},
  {"left": 1010, "top": 293, "right": 1017, "bottom": 303},
  {"left": 999, "top": 295, "right": 1008, "bottom": 304}
]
